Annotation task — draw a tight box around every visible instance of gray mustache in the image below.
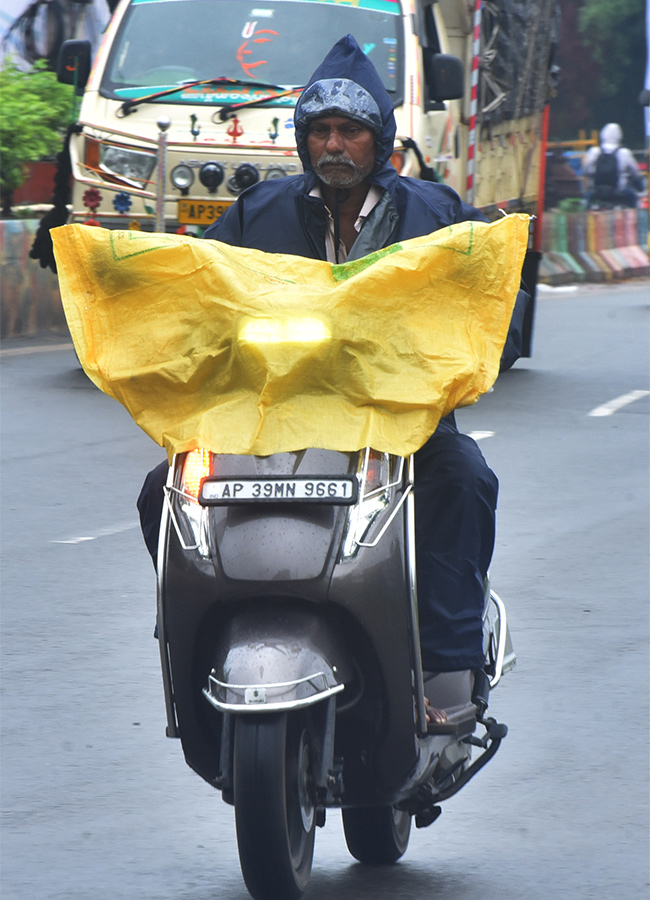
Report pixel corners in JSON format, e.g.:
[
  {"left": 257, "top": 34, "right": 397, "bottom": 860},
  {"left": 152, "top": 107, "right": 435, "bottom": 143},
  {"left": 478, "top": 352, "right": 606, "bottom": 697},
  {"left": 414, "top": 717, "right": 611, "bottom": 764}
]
[{"left": 315, "top": 155, "right": 355, "bottom": 170}]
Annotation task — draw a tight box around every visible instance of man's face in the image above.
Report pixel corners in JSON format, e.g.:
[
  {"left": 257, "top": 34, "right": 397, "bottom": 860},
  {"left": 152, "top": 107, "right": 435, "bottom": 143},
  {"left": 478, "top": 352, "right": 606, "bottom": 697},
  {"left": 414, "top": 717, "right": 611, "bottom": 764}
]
[{"left": 307, "top": 115, "right": 376, "bottom": 189}]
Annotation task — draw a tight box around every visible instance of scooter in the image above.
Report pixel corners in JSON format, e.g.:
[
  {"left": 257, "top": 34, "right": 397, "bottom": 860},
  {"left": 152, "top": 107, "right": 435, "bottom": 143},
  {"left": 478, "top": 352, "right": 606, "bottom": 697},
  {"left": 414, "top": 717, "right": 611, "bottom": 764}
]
[
  {"left": 588, "top": 185, "right": 643, "bottom": 209},
  {"left": 156, "top": 439, "right": 515, "bottom": 900}
]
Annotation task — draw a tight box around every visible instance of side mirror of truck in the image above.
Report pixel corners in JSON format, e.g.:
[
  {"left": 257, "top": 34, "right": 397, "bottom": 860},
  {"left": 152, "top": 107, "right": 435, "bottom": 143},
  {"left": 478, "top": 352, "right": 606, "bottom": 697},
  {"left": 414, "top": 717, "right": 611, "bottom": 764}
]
[
  {"left": 57, "top": 40, "right": 92, "bottom": 92},
  {"left": 423, "top": 51, "right": 464, "bottom": 106}
]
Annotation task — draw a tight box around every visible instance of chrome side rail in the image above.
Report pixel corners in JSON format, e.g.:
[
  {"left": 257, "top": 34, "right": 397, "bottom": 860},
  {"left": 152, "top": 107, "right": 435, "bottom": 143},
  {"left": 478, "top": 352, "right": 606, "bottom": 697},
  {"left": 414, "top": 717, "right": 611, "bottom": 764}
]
[
  {"left": 203, "top": 671, "right": 345, "bottom": 713},
  {"left": 157, "top": 461, "right": 179, "bottom": 738},
  {"left": 488, "top": 589, "right": 516, "bottom": 688}
]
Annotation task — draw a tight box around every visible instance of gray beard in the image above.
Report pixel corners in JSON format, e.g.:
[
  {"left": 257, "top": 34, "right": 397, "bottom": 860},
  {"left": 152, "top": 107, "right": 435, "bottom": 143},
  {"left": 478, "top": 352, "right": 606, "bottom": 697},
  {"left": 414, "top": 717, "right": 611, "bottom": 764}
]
[{"left": 314, "top": 154, "right": 372, "bottom": 188}]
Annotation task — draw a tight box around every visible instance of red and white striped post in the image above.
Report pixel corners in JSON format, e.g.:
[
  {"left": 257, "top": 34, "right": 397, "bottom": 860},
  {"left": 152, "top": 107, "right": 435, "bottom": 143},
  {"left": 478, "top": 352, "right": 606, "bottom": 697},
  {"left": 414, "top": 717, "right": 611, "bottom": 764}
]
[{"left": 466, "top": 0, "right": 482, "bottom": 205}]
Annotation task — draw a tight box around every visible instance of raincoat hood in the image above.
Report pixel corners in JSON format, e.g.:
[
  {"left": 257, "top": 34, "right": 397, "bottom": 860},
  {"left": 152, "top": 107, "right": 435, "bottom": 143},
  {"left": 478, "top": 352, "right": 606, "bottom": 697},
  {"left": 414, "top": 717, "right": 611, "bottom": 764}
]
[
  {"left": 600, "top": 122, "right": 623, "bottom": 154},
  {"left": 294, "top": 34, "right": 397, "bottom": 188}
]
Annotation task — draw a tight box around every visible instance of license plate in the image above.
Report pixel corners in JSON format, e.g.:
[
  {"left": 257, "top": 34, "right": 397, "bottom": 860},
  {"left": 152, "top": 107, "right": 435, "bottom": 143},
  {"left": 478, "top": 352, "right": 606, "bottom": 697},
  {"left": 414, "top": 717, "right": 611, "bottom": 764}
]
[
  {"left": 199, "top": 476, "right": 358, "bottom": 505},
  {"left": 177, "top": 199, "right": 233, "bottom": 225}
]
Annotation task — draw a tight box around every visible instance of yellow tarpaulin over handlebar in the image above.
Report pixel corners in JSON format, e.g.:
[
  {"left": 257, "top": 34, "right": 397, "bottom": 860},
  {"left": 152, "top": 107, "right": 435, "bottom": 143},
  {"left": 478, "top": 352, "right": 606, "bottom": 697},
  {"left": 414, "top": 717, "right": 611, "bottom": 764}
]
[{"left": 52, "top": 215, "right": 529, "bottom": 459}]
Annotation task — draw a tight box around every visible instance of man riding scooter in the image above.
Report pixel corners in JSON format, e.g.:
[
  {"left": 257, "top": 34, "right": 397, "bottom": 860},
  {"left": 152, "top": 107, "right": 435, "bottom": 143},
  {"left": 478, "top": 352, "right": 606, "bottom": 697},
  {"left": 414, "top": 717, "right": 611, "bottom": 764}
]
[{"left": 138, "top": 34, "right": 528, "bottom": 729}]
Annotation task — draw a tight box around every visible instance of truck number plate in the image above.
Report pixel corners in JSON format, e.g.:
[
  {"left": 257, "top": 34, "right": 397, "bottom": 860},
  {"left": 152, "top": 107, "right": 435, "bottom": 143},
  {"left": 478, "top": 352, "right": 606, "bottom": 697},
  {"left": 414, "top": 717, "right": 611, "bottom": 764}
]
[
  {"left": 178, "top": 200, "right": 233, "bottom": 225},
  {"left": 199, "top": 477, "right": 357, "bottom": 505}
]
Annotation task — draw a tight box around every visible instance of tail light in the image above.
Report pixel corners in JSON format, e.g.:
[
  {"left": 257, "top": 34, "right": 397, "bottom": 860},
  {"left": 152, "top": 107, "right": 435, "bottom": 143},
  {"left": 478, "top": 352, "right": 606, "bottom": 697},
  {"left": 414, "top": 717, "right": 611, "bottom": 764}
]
[
  {"left": 362, "top": 448, "right": 390, "bottom": 495},
  {"left": 180, "top": 449, "right": 214, "bottom": 500}
]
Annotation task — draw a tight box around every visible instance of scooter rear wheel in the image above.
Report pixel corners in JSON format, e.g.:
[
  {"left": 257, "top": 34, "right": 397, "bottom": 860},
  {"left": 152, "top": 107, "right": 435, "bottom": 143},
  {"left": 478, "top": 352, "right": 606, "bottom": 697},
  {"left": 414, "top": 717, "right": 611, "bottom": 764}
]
[
  {"left": 342, "top": 805, "right": 411, "bottom": 864},
  {"left": 233, "top": 711, "right": 316, "bottom": 900}
]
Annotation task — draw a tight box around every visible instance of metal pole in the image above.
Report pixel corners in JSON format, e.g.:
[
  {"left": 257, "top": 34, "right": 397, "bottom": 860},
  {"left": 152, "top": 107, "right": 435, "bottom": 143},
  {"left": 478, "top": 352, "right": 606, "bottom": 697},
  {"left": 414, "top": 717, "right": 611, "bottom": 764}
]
[
  {"left": 466, "top": 0, "right": 482, "bottom": 205},
  {"left": 155, "top": 116, "right": 171, "bottom": 233}
]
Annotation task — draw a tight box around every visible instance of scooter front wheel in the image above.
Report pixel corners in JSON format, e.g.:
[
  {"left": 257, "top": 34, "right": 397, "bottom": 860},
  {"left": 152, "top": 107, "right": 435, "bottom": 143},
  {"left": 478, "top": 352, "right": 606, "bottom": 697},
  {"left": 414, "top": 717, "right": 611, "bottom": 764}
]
[
  {"left": 342, "top": 805, "right": 411, "bottom": 864},
  {"left": 233, "top": 711, "right": 316, "bottom": 900}
]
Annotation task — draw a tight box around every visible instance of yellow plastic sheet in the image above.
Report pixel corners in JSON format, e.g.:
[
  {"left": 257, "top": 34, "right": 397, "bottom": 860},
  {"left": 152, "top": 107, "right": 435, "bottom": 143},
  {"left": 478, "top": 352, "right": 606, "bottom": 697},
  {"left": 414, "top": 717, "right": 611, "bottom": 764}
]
[{"left": 52, "top": 215, "right": 529, "bottom": 459}]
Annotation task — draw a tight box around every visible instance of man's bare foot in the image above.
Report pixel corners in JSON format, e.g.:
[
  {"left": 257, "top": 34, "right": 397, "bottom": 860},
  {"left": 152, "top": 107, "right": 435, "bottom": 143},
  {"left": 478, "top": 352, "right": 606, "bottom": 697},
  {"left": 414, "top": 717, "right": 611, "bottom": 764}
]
[{"left": 425, "top": 698, "right": 447, "bottom": 725}]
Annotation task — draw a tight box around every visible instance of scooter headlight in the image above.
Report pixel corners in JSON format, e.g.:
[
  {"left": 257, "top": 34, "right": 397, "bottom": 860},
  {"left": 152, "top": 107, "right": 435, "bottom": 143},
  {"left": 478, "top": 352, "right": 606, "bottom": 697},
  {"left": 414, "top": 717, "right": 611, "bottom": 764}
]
[{"left": 239, "top": 316, "right": 330, "bottom": 345}]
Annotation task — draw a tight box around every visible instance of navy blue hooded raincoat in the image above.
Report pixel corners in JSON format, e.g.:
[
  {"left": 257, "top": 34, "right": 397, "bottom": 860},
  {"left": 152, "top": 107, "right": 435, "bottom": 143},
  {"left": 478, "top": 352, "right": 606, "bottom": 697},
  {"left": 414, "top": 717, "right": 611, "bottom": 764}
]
[
  {"left": 204, "top": 35, "right": 488, "bottom": 258},
  {"left": 140, "top": 36, "right": 510, "bottom": 671}
]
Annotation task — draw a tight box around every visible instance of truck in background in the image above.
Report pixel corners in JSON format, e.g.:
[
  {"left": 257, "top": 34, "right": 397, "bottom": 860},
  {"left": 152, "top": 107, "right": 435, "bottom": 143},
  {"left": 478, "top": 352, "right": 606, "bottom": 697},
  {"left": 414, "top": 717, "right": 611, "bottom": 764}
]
[{"left": 55, "top": 0, "right": 560, "bottom": 351}]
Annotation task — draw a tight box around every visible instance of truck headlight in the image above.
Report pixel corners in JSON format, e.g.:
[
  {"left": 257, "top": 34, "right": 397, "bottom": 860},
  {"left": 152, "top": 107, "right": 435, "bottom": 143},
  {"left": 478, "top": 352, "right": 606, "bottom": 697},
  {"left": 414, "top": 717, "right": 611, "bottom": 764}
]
[
  {"left": 199, "top": 162, "right": 225, "bottom": 192},
  {"left": 265, "top": 166, "right": 287, "bottom": 180},
  {"left": 228, "top": 163, "right": 259, "bottom": 193},
  {"left": 99, "top": 143, "right": 156, "bottom": 188},
  {"left": 171, "top": 164, "right": 195, "bottom": 191}
]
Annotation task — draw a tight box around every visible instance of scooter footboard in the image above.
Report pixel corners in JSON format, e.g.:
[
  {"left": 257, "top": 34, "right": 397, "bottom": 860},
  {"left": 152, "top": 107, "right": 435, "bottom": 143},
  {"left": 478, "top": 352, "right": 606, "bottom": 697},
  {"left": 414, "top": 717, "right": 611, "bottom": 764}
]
[{"left": 203, "top": 605, "right": 353, "bottom": 714}]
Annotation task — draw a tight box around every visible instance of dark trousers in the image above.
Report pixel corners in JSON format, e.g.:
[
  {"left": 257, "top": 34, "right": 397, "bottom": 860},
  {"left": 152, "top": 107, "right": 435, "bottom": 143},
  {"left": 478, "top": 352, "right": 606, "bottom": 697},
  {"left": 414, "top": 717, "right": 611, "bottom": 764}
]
[
  {"left": 413, "top": 424, "right": 498, "bottom": 672},
  {"left": 137, "top": 420, "right": 497, "bottom": 673}
]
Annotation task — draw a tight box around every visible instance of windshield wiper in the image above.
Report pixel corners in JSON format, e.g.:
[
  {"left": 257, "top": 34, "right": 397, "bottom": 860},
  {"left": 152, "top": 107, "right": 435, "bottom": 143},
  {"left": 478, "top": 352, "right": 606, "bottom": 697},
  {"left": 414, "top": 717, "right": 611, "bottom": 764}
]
[
  {"left": 216, "top": 84, "right": 303, "bottom": 121},
  {"left": 118, "top": 78, "right": 302, "bottom": 118}
]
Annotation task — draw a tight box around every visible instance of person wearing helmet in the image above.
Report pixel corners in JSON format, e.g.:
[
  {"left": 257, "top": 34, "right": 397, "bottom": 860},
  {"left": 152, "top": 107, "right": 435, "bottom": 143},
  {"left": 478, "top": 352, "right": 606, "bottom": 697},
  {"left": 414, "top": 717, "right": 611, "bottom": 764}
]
[
  {"left": 139, "top": 35, "right": 527, "bottom": 726},
  {"left": 582, "top": 123, "right": 644, "bottom": 208}
]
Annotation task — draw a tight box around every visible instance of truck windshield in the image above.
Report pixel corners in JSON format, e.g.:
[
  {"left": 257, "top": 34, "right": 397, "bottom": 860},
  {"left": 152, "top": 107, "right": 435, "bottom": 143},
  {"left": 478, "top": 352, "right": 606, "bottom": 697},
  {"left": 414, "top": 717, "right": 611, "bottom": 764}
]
[{"left": 101, "top": 0, "right": 403, "bottom": 105}]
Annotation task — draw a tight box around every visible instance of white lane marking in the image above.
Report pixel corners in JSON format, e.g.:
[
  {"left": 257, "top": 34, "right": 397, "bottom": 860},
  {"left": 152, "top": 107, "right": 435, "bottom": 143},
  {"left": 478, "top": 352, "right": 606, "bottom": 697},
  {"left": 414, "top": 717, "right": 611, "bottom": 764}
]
[
  {"left": 588, "top": 390, "right": 650, "bottom": 417},
  {"left": 467, "top": 430, "right": 495, "bottom": 441},
  {"left": 537, "top": 284, "right": 578, "bottom": 293},
  {"left": 52, "top": 521, "right": 139, "bottom": 544},
  {"left": 0, "top": 342, "right": 74, "bottom": 357}
]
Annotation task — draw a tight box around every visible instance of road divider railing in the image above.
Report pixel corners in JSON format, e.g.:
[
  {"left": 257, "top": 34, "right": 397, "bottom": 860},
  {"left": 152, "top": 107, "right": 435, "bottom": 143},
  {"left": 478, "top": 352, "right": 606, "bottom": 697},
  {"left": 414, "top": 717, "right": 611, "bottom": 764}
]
[
  {"left": 539, "top": 207, "right": 650, "bottom": 285},
  {"left": 1, "top": 218, "right": 67, "bottom": 338}
]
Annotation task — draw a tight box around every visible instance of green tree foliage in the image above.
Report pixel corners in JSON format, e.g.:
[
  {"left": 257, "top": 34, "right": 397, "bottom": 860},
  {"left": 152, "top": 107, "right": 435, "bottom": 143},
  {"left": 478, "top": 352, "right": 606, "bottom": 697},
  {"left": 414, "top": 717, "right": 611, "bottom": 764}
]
[
  {"left": 579, "top": 0, "right": 646, "bottom": 101},
  {"left": 550, "top": 0, "right": 646, "bottom": 147},
  {"left": 0, "top": 60, "right": 74, "bottom": 207}
]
